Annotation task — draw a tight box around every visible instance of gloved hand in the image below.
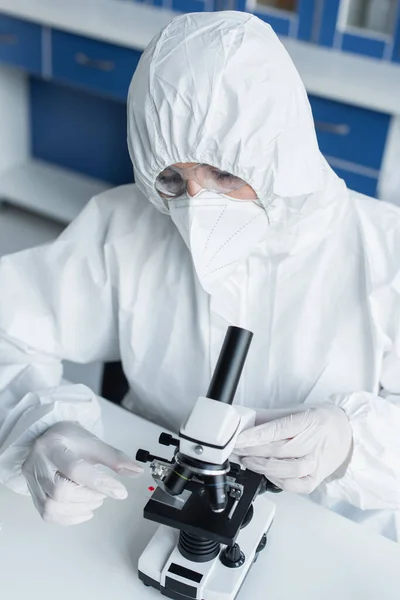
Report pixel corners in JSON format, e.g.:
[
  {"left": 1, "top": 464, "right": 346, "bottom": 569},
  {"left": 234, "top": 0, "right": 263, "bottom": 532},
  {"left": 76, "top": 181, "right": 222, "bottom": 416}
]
[
  {"left": 22, "top": 421, "right": 143, "bottom": 526},
  {"left": 235, "top": 404, "right": 353, "bottom": 494}
]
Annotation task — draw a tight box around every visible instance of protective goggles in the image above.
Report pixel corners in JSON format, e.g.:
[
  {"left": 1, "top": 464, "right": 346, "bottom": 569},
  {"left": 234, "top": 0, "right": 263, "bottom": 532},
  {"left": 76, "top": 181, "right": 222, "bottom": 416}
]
[{"left": 155, "top": 164, "right": 248, "bottom": 199}]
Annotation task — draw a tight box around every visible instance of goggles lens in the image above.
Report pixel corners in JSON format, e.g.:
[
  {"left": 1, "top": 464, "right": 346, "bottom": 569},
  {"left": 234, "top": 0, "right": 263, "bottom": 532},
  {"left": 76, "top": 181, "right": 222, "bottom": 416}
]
[{"left": 155, "top": 164, "right": 248, "bottom": 198}]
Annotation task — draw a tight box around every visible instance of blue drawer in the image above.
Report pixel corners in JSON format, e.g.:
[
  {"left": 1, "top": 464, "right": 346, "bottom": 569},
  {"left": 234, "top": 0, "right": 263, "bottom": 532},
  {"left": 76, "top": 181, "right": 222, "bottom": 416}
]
[
  {"left": 309, "top": 95, "right": 390, "bottom": 171},
  {"left": 51, "top": 31, "right": 142, "bottom": 101},
  {"left": 0, "top": 15, "right": 42, "bottom": 74},
  {"left": 331, "top": 165, "right": 378, "bottom": 198}
]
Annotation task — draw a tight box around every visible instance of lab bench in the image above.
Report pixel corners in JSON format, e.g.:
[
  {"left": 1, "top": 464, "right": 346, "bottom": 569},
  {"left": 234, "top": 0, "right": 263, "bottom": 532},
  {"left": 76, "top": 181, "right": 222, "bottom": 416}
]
[{"left": 0, "top": 0, "right": 399, "bottom": 224}]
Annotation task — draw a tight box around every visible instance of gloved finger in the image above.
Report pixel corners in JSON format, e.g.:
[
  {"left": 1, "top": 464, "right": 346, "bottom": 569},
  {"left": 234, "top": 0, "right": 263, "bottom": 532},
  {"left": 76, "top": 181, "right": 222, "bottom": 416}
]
[
  {"left": 40, "top": 497, "right": 104, "bottom": 521},
  {"left": 55, "top": 452, "right": 128, "bottom": 499},
  {"left": 254, "top": 407, "right": 309, "bottom": 426},
  {"left": 83, "top": 438, "right": 143, "bottom": 476},
  {"left": 43, "top": 510, "right": 95, "bottom": 527},
  {"left": 241, "top": 458, "right": 319, "bottom": 494},
  {"left": 234, "top": 444, "right": 273, "bottom": 458},
  {"left": 22, "top": 453, "right": 48, "bottom": 501},
  {"left": 26, "top": 471, "right": 104, "bottom": 520},
  {"left": 241, "top": 456, "right": 317, "bottom": 479},
  {"left": 271, "top": 475, "right": 319, "bottom": 495},
  {"left": 236, "top": 412, "right": 311, "bottom": 449},
  {"left": 41, "top": 472, "right": 107, "bottom": 503},
  {"left": 57, "top": 514, "right": 94, "bottom": 527},
  {"left": 25, "top": 475, "right": 47, "bottom": 515},
  {"left": 38, "top": 498, "right": 102, "bottom": 523},
  {"left": 236, "top": 437, "right": 307, "bottom": 459}
]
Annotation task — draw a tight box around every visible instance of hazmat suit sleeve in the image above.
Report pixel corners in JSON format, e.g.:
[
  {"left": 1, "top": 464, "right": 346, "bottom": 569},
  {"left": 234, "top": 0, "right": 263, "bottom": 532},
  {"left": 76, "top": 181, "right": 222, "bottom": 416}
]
[
  {"left": 0, "top": 194, "right": 120, "bottom": 494},
  {"left": 322, "top": 270, "right": 400, "bottom": 511}
]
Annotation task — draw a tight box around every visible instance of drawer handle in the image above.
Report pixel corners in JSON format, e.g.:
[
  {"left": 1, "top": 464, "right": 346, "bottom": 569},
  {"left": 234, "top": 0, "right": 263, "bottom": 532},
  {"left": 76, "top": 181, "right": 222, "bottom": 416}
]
[
  {"left": 0, "top": 34, "right": 18, "bottom": 45},
  {"left": 314, "top": 121, "right": 350, "bottom": 136},
  {"left": 75, "top": 52, "right": 115, "bottom": 72}
]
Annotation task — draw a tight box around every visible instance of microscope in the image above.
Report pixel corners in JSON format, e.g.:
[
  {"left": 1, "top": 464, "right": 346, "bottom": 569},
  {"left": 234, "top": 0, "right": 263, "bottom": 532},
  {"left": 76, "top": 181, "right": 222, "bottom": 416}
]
[{"left": 136, "top": 326, "right": 280, "bottom": 600}]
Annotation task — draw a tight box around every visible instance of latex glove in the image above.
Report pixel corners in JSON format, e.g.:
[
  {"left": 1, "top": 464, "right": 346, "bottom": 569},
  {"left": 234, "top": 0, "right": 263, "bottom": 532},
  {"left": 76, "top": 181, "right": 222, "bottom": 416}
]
[
  {"left": 235, "top": 404, "right": 353, "bottom": 494},
  {"left": 22, "top": 421, "right": 143, "bottom": 526}
]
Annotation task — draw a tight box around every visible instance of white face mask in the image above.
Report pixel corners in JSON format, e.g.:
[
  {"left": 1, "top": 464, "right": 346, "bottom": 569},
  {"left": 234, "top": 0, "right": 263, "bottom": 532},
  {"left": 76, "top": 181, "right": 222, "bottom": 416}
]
[{"left": 168, "top": 191, "right": 269, "bottom": 293}]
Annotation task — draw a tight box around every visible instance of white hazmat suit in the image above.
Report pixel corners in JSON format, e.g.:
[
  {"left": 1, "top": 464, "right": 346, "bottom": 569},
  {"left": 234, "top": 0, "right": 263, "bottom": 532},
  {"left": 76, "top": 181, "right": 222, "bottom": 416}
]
[{"left": 1, "top": 11, "right": 400, "bottom": 540}]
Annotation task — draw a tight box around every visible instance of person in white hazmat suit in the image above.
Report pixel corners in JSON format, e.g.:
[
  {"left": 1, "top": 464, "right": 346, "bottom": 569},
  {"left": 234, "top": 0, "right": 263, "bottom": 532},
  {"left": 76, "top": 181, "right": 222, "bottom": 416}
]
[{"left": 1, "top": 11, "right": 400, "bottom": 540}]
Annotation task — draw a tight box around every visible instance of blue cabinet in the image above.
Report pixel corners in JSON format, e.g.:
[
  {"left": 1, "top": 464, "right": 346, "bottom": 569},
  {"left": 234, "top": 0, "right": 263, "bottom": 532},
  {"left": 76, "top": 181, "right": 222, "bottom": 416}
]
[
  {"left": 0, "top": 10, "right": 394, "bottom": 200},
  {"left": 30, "top": 79, "right": 133, "bottom": 185},
  {"left": 309, "top": 95, "right": 391, "bottom": 170},
  {"left": 0, "top": 15, "right": 42, "bottom": 74},
  {"left": 51, "top": 31, "right": 142, "bottom": 101},
  {"left": 393, "top": 11, "right": 400, "bottom": 62},
  {"left": 172, "top": 0, "right": 211, "bottom": 12},
  {"left": 309, "top": 94, "right": 391, "bottom": 197},
  {"left": 317, "top": 0, "right": 400, "bottom": 60}
]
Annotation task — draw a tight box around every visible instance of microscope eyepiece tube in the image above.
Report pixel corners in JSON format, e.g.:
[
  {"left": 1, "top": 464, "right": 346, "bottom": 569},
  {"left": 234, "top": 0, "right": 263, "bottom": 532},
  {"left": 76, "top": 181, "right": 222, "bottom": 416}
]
[{"left": 206, "top": 326, "right": 253, "bottom": 405}]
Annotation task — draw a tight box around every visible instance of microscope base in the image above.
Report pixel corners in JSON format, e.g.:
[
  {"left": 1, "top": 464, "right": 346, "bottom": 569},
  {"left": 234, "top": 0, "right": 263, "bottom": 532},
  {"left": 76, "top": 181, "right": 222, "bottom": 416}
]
[{"left": 138, "top": 494, "right": 276, "bottom": 600}]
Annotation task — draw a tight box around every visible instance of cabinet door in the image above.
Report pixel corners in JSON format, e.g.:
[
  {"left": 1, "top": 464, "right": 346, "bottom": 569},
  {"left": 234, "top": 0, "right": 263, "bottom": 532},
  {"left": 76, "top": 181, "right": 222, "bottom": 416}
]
[
  {"left": 393, "top": 8, "right": 400, "bottom": 62},
  {"left": 317, "top": 0, "right": 400, "bottom": 60},
  {"left": 309, "top": 95, "right": 391, "bottom": 171},
  {"left": 52, "top": 31, "right": 141, "bottom": 101},
  {"left": 0, "top": 15, "right": 42, "bottom": 74},
  {"left": 214, "top": 0, "right": 316, "bottom": 40}
]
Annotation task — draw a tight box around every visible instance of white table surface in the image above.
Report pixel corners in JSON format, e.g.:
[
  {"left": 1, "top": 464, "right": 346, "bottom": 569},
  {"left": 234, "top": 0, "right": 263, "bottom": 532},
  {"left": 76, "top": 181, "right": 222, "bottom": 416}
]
[
  {"left": 1, "top": 397, "right": 400, "bottom": 600},
  {"left": 1, "top": 0, "right": 400, "bottom": 115}
]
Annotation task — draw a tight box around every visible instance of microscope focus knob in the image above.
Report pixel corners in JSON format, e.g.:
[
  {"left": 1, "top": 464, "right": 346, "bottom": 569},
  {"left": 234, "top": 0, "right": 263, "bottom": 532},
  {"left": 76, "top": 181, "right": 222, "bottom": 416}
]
[
  {"left": 228, "top": 463, "right": 242, "bottom": 478},
  {"left": 136, "top": 449, "right": 151, "bottom": 463},
  {"left": 220, "top": 543, "right": 245, "bottom": 569},
  {"left": 159, "top": 433, "right": 180, "bottom": 447}
]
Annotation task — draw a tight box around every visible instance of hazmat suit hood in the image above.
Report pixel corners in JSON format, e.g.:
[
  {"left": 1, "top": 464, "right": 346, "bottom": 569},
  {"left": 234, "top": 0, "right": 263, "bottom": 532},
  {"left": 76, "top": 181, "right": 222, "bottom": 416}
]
[{"left": 127, "top": 11, "right": 345, "bottom": 218}]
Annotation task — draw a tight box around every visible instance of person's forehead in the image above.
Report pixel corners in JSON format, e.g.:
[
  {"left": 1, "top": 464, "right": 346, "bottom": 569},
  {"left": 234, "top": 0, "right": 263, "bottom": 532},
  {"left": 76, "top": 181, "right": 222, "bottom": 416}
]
[{"left": 172, "top": 162, "right": 199, "bottom": 169}]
